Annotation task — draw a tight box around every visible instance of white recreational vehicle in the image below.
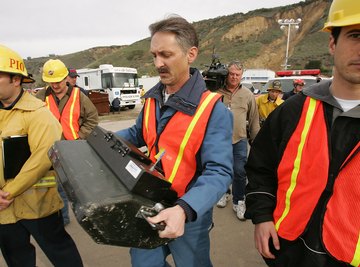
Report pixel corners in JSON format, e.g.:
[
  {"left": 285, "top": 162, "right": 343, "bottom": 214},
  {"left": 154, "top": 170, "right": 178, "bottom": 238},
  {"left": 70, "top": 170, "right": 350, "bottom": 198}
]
[{"left": 76, "top": 64, "right": 141, "bottom": 111}]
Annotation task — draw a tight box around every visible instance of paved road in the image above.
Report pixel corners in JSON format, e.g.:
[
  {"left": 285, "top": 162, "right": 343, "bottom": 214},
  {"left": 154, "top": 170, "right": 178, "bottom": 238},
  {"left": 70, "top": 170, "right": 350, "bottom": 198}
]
[{"left": 0, "top": 105, "right": 266, "bottom": 267}]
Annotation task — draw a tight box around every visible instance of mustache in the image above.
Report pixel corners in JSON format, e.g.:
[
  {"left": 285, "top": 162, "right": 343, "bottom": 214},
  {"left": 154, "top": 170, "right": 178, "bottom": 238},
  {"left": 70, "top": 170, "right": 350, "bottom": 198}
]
[{"left": 157, "top": 67, "right": 169, "bottom": 74}]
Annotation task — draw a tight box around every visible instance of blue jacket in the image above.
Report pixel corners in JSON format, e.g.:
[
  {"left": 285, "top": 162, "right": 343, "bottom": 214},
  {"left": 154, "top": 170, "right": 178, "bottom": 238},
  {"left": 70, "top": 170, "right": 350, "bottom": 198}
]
[{"left": 117, "top": 68, "right": 233, "bottom": 220}]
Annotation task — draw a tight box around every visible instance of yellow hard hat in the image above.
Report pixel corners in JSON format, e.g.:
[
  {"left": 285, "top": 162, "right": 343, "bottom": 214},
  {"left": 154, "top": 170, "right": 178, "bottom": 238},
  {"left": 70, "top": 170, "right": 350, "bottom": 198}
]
[
  {"left": 42, "top": 59, "right": 69, "bottom": 83},
  {"left": 323, "top": 0, "right": 360, "bottom": 32},
  {"left": 0, "top": 44, "right": 34, "bottom": 83}
]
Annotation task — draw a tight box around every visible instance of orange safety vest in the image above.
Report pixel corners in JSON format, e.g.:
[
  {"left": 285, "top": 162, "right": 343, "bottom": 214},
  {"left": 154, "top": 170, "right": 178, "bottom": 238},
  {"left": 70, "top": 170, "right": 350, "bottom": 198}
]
[
  {"left": 274, "top": 96, "right": 360, "bottom": 266},
  {"left": 142, "top": 91, "right": 221, "bottom": 196},
  {"left": 45, "top": 87, "right": 81, "bottom": 140},
  {"left": 323, "top": 141, "right": 360, "bottom": 266}
]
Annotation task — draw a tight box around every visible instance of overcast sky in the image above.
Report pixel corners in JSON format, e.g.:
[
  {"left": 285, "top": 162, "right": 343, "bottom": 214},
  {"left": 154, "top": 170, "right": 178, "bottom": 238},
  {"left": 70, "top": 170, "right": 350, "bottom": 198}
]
[{"left": 1, "top": 0, "right": 303, "bottom": 58}]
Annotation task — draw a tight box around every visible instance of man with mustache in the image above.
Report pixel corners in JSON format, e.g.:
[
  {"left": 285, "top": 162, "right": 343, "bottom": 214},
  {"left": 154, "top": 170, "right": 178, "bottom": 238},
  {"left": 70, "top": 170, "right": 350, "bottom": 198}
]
[
  {"left": 245, "top": 0, "right": 360, "bottom": 266},
  {"left": 116, "top": 16, "right": 233, "bottom": 267}
]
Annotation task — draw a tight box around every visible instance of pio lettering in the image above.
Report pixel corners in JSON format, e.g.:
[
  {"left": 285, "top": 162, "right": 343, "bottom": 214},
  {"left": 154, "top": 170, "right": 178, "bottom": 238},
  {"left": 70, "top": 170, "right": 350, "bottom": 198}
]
[{"left": 9, "top": 58, "right": 24, "bottom": 71}]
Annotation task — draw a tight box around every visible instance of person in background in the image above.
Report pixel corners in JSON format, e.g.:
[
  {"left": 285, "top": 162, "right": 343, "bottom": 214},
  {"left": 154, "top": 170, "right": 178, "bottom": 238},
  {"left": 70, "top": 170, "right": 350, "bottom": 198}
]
[
  {"left": 139, "top": 84, "right": 145, "bottom": 104},
  {"left": 282, "top": 78, "right": 305, "bottom": 100},
  {"left": 0, "top": 44, "right": 83, "bottom": 267},
  {"left": 245, "top": 0, "right": 360, "bottom": 266},
  {"left": 116, "top": 16, "right": 233, "bottom": 267},
  {"left": 256, "top": 80, "right": 284, "bottom": 126},
  {"left": 216, "top": 61, "right": 260, "bottom": 221},
  {"left": 36, "top": 59, "right": 98, "bottom": 225},
  {"left": 67, "top": 67, "right": 89, "bottom": 96}
]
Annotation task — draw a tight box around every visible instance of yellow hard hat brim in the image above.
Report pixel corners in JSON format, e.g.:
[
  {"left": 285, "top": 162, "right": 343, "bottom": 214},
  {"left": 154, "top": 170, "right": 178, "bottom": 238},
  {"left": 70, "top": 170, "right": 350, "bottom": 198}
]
[{"left": 43, "top": 76, "right": 67, "bottom": 83}]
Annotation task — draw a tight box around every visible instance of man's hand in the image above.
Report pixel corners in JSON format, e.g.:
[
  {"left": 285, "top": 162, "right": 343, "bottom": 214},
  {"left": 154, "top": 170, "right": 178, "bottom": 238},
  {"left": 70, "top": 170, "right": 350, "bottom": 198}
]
[
  {"left": 146, "top": 205, "right": 186, "bottom": 239},
  {"left": 0, "top": 190, "right": 13, "bottom": 210},
  {"left": 254, "top": 221, "right": 280, "bottom": 259}
]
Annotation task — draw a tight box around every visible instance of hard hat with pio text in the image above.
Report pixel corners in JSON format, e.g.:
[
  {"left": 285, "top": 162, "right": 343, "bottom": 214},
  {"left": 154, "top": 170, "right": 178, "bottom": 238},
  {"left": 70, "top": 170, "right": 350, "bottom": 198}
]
[
  {"left": 267, "top": 80, "right": 282, "bottom": 92},
  {"left": 42, "top": 59, "right": 69, "bottom": 83},
  {"left": 0, "top": 44, "right": 35, "bottom": 83},
  {"left": 323, "top": 0, "right": 360, "bottom": 32}
]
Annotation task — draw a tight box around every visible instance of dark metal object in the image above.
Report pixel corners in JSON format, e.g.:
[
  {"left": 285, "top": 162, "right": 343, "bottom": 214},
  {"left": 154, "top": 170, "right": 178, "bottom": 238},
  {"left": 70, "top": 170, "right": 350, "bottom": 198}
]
[{"left": 48, "top": 131, "right": 176, "bottom": 248}]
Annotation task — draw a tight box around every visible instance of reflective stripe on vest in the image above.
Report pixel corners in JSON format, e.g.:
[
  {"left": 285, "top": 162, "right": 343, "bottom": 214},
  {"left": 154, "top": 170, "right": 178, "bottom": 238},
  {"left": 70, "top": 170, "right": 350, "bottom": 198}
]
[
  {"left": 323, "top": 141, "right": 360, "bottom": 266},
  {"left": 142, "top": 91, "right": 221, "bottom": 196},
  {"left": 46, "top": 87, "right": 81, "bottom": 140},
  {"left": 32, "top": 176, "right": 57, "bottom": 188},
  {"left": 274, "top": 97, "right": 329, "bottom": 240},
  {"left": 143, "top": 97, "right": 157, "bottom": 156}
]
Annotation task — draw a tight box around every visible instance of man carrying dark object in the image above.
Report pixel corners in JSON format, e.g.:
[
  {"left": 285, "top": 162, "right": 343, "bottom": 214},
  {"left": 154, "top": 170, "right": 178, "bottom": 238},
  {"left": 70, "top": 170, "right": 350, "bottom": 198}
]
[
  {"left": 116, "top": 16, "right": 233, "bottom": 267},
  {"left": 245, "top": 0, "right": 360, "bottom": 266},
  {"left": 0, "top": 44, "right": 83, "bottom": 267}
]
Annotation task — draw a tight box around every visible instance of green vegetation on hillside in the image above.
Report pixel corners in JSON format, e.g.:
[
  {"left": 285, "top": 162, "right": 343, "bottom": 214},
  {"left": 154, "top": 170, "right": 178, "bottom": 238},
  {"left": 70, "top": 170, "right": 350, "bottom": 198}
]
[{"left": 25, "top": 0, "right": 333, "bottom": 88}]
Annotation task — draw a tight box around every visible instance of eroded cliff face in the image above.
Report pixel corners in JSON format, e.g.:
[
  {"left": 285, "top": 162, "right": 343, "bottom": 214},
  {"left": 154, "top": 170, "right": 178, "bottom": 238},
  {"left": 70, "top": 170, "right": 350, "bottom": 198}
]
[
  {"left": 217, "top": 0, "right": 330, "bottom": 70},
  {"left": 222, "top": 16, "right": 269, "bottom": 41}
]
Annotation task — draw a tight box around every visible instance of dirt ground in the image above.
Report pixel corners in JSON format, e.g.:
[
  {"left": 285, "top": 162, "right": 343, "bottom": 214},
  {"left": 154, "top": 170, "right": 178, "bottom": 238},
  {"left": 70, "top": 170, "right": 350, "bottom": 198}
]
[{"left": 0, "top": 104, "right": 267, "bottom": 267}]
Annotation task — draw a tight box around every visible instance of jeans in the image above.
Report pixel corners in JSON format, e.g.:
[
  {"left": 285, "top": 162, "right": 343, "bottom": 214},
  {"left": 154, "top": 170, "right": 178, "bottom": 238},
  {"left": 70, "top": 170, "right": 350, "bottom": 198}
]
[
  {"left": 58, "top": 184, "right": 70, "bottom": 225},
  {"left": 130, "top": 209, "right": 213, "bottom": 267},
  {"left": 232, "top": 139, "right": 248, "bottom": 204}
]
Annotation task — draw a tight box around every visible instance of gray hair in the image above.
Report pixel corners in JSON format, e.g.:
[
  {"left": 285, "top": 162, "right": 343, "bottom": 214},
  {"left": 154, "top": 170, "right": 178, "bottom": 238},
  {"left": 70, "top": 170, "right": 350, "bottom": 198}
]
[
  {"left": 227, "top": 60, "right": 243, "bottom": 70},
  {"left": 149, "top": 15, "right": 199, "bottom": 53}
]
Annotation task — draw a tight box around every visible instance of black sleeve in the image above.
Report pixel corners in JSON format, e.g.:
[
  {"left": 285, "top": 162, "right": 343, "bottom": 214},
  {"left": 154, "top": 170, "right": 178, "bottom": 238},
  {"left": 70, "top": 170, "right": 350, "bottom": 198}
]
[{"left": 245, "top": 95, "right": 305, "bottom": 224}]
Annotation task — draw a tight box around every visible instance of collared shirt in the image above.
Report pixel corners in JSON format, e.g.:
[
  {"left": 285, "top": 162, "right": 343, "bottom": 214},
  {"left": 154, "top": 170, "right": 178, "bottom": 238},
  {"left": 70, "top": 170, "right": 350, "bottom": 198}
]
[
  {"left": 218, "top": 85, "right": 260, "bottom": 143},
  {"left": 246, "top": 80, "right": 360, "bottom": 261},
  {"left": 256, "top": 93, "right": 284, "bottom": 120},
  {"left": 0, "top": 92, "right": 63, "bottom": 223},
  {"left": 35, "top": 85, "right": 99, "bottom": 139},
  {"left": 0, "top": 89, "right": 24, "bottom": 110},
  {"left": 117, "top": 68, "right": 233, "bottom": 221}
]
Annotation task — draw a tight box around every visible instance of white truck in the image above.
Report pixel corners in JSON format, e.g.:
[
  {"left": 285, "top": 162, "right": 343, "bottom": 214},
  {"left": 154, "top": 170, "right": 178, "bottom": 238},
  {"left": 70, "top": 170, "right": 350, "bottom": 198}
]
[
  {"left": 241, "top": 69, "right": 276, "bottom": 89},
  {"left": 138, "top": 76, "right": 160, "bottom": 92},
  {"left": 76, "top": 64, "right": 141, "bottom": 111}
]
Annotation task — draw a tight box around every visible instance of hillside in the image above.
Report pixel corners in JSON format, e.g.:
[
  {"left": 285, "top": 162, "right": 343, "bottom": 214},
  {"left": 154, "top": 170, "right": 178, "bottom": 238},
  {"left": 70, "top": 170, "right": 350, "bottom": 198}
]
[{"left": 25, "top": 0, "right": 333, "bottom": 87}]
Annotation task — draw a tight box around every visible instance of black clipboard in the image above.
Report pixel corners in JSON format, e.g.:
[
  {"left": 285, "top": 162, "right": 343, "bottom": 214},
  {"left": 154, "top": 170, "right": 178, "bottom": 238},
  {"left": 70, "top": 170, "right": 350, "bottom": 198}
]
[{"left": 2, "top": 135, "right": 31, "bottom": 180}]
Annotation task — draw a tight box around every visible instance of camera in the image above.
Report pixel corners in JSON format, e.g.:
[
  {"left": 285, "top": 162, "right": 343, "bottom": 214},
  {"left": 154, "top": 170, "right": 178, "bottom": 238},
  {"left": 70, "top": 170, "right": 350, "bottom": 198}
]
[{"left": 202, "top": 54, "right": 228, "bottom": 91}]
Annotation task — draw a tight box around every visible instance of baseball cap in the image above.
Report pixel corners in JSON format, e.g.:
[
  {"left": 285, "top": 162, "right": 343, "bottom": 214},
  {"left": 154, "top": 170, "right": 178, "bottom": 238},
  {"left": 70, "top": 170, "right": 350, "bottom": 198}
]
[{"left": 68, "top": 68, "right": 79, "bottom": 78}]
